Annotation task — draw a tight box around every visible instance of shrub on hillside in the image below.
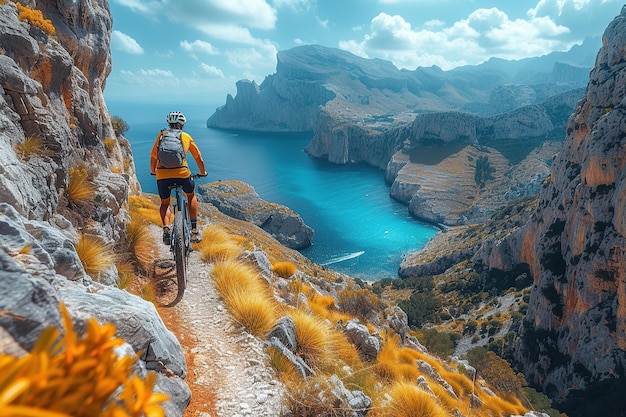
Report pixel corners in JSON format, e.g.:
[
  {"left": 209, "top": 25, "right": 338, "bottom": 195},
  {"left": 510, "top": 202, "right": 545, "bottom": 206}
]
[
  {"left": 111, "top": 115, "right": 129, "bottom": 136},
  {"left": 337, "top": 287, "right": 380, "bottom": 322},
  {"left": 16, "top": 2, "right": 55, "bottom": 36},
  {"left": 75, "top": 233, "right": 115, "bottom": 278},
  {"left": 0, "top": 302, "right": 167, "bottom": 416},
  {"left": 467, "top": 346, "right": 525, "bottom": 393},
  {"left": 398, "top": 290, "right": 442, "bottom": 328}
]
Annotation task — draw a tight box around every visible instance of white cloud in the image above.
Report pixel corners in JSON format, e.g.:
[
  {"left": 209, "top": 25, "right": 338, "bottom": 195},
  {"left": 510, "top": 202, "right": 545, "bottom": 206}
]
[
  {"left": 226, "top": 41, "right": 278, "bottom": 72},
  {"left": 200, "top": 63, "right": 225, "bottom": 78},
  {"left": 271, "top": 0, "right": 312, "bottom": 12},
  {"left": 338, "top": 8, "right": 575, "bottom": 70},
  {"left": 164, "top": 0, "right": 277, "bottom": 31},
  {"left": 112, "top": 0, "right": 158, "bottom": 15},
  {"left": 119, "top": 68, "right": 176, "bottom": 86},
  {"left": 111, "top": 30, "right": 144, "bottom": 54},
  {"left": 180, "top": 40, "right": 219, "bottom": 55}
]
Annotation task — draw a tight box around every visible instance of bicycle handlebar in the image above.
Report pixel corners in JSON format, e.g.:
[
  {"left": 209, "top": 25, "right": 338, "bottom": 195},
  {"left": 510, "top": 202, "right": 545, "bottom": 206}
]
[{"left": 150, "top": 172, "right": 207, "bottom": 177}]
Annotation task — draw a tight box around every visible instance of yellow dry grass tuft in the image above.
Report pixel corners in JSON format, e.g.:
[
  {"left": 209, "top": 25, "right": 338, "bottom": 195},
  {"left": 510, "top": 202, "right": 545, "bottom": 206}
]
[
  {"left": 115, "top": 261, "right": 136, "bottom": 290},
  {"left": 211, "top": 258, "right": 277, "bottom": 336},
  {"left": 222, "top": 289, "right": 277, "bottom": 336},
  {"left": 197, "top": 224, "right": 242, "bottom": 262},
  {"left": 481, "top": 392, "right": 528, "bottom": 416},
  {"left": 66, "top": 167, "right": 95, "bottom": 208},
  {"left": 103, "top": 137, "right": 116, "bottom": 153},
  {"left": 385, "top": 381, "right": 449, "bottom": 417},
  {"left": 211, "top": 259, "right": 258, "bottom": 297},
  {"left": 271, "top": 261, "right": 297, "bottom": 278},
  {"left": 141, "top": 281, "right": 156, "bottom": 303},
  {"left": 14, "top": 135, "right": 54, "bottom": 161},
  {"left": 128, "top": 195, "right": 162, "bottom": 226},
  {"left": 75, "top": 233, "right": 114, "bottom": 278},
  {"left": 283, "top": 375, "right": 347, "bottom": 417},
  {"left": 0, "top": 302, "right": 168, "bottom": 416},
  {"left": 287, "top": 309, "right": 330, "bottom": 367},
  {"left": 126, "top": 214, "right": 156, "bottom": 269}
]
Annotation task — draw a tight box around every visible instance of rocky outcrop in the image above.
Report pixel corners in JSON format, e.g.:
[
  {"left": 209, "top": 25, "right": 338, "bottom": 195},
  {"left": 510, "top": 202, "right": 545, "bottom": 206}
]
[
  {"left": 510, "top": 6, "right": 626, "bottom": 408},
  {"left": 0, "top": 1, "right": 186, "bottom": 413},
  {"left": 383, "top": 96, "right": 572, "bottom": 225},
  {"left": 304, "top": 108, "right": 409, "bottom": 168},
  {"left": 197, "top": 180, "right": 314, "bottom": 249}
]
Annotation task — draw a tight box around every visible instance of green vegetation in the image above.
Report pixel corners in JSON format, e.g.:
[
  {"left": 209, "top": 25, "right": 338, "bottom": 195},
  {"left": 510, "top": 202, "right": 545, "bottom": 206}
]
[
  {"left": 474, "top": 155, "right": 496, "bottom": 188},
  {"left": 111, "top": 115, "right": 130, "bottom": 136}
]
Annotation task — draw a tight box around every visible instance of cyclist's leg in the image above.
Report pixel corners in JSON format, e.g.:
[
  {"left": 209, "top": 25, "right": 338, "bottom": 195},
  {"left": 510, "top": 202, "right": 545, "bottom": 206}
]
[
  {"left": 182, "top": 177, "right": 200, "bottom": 241},
  {"left": 160, "top": 198, "right": 171, "bottom": 225},
  {"left": 157, "top": 179, "right": 174, "bottom": 244}
]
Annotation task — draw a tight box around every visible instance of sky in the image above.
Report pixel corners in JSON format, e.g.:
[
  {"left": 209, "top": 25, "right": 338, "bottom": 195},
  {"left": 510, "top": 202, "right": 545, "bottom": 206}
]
[{"left": 104, "top": 0, "right": 624, "bottom": 109}]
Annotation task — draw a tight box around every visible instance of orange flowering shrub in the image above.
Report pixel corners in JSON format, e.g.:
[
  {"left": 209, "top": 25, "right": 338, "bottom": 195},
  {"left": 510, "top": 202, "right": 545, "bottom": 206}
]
[
  {"left": 16, "top": 2, "right": 56, "bottom": 36},
  {"left": 0, "top": 303, "right": 168, "bottom": 417}
]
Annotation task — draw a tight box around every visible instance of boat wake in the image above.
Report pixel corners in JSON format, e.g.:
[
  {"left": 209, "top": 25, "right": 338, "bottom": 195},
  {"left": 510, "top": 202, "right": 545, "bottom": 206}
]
[{"left": 321, "top": 251, "right": 365, "bottom": 266}]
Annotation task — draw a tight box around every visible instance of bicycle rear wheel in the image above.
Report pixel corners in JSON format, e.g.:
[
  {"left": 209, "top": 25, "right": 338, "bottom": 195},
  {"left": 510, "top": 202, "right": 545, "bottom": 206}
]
[
  {"left": 172, "top": 211, "right": 187, "bottom": 302},
  {"left": 151, "top": 259, "right": 179, "bottom": 307}
]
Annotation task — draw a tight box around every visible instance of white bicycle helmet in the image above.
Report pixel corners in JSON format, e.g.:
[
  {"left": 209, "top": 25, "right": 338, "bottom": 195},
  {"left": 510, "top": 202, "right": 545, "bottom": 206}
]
[{"left": 166, "top": 111, "right": 186, "bottom": 125}]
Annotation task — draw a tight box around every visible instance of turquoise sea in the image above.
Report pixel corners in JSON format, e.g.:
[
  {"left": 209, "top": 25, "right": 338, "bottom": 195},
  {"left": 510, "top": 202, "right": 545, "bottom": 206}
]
[{"left": 107, "top": 101, "right": 438, "bottom": 280}]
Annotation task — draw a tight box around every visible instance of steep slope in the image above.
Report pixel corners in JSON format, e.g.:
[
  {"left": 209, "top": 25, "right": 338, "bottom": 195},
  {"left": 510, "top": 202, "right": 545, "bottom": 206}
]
[{"left": 512, "top": 6, "right": 626, "bottom": 412}]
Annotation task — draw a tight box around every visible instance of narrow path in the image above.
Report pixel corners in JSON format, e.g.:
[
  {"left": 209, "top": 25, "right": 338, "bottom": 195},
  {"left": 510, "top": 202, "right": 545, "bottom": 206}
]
[{"left": 150, "top": 225, "right": 286, "bottom": 416}]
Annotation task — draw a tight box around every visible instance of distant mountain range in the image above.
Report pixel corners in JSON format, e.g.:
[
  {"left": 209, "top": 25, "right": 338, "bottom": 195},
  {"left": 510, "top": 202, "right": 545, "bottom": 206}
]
[{"left": 207, "top": 37, "right": 599, "bottom": 132}]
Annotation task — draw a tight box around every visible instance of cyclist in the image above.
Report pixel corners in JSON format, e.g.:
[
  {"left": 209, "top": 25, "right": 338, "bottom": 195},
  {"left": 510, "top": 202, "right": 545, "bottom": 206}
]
[{"left": 150, "top": 111, "right": 207, "bottom": 245}]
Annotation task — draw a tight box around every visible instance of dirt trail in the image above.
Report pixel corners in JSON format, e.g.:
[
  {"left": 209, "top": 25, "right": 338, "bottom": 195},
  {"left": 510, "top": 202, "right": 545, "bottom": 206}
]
[{"left": 150, "top": 225, "right": 286, "bottom": 416}]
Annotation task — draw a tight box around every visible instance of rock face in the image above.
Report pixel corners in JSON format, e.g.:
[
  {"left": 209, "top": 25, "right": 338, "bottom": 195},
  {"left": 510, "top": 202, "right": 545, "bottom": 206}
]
[
  {"left": 510, "top": 6, "right": 626, "bottom": 408},
  {"left": 306, "top": 92, "right": 576, "bottom": 226},
  {"left": 197, "top": 180, "right": 314, "bottom": 249},
  {"left": 0, "top": 1, "right": 187, "bottom": 413},
  {"left": 207, "top": 43, "right": 593, "bottom": 132}
]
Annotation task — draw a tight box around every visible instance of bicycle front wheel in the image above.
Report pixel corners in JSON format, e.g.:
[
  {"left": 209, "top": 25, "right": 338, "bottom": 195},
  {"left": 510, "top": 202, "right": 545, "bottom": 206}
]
[{"left": 172, "top": 212, "right": 187, "bottom": 302}]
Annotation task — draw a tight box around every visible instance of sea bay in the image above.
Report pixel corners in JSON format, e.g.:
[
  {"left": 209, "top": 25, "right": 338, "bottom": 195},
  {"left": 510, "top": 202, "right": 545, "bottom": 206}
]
[{"left": 107, "top": 101, "right": 438, "bottom": 280}]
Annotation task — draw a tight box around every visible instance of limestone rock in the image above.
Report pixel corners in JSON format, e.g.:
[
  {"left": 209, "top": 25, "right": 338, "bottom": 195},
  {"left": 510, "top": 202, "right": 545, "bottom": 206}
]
[
  {"left": 341, "top": 318, "right": 380, "bottom": 361},
  {"left": 0, "top": 1, "right": 184, "bottom": 412},
  {"left": 197, "top": 180, "right": 314, "bottom": 249},
  {"left": 510, "top": 5, "right": 626, "bottom": 406}
]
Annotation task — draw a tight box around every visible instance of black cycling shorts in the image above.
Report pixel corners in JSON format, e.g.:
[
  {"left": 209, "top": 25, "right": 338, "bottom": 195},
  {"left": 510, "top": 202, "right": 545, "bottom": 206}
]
[{"left": 157, "top": 176, "right": 195, "bottom": 200}]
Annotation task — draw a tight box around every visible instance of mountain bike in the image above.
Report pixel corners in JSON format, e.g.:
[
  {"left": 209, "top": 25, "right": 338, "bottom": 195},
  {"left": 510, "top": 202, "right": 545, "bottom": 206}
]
[{"left": 152, "top": 174, "right": 202, "bottom": 307}]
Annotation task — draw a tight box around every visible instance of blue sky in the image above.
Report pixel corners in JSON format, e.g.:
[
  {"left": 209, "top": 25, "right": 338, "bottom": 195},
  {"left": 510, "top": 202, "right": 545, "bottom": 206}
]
[{"left": 104, "top": 0, "right": 623, "bottom": 109}]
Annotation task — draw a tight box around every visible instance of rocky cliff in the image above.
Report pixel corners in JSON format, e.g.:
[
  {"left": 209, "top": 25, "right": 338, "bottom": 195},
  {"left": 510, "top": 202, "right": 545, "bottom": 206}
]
[
  {"left": 385, "top": 91, "right": 581, "bottom": 226},
  {"left": 207, "top": 43, "right": 593, "bottom": 133},
  {"left": 0, "top": 1, "right": 189, "bottom": 414},
  {"left": 509, "top": 6, "right": 626, "bottom": 410},
  {"left": 305, "top": 91, "right": 578, "bottom": 226}
]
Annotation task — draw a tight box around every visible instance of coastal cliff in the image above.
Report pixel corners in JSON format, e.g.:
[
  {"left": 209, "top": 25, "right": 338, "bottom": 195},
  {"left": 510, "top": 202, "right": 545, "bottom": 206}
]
[
  {"left": 399, "top": 6, "right": 626, "bottom": 415},
  {"left": 0, "top": 2, "right": 189, "bottom": 414},
  {"left": 305, "top": 91, "right": 579, "bottom": 226},
  {"left": 511, "top": 6, "right": 626, "bottom": 409}
]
